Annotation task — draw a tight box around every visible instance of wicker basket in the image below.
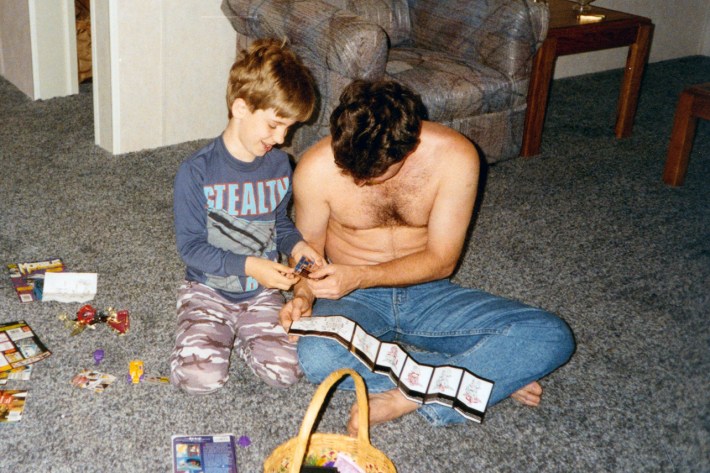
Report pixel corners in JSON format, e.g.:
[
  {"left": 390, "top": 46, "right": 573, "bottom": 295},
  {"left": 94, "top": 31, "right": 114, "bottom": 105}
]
[{"left": 263, "top": 368, "right": 397, "bottom": 473}]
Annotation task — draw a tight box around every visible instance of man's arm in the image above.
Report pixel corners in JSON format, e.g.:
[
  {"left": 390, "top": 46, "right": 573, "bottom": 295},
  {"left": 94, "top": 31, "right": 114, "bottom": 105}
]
[
  {"left": 307, "top": 128, "right": 480, "bottom": 299},
  {"left": 279, "top": 139, "right": 332, "bottom": 330}
]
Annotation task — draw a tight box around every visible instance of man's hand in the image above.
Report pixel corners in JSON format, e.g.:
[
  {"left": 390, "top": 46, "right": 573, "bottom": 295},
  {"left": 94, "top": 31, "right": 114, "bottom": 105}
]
[
  {"left": 245, "top": 257, "right": 298, "bottom": 291},
  {"left": 305, "top": 264, "right": 363, "bottom": 299},
  {"left": 290, "top": 241, "right": 324, "bottom": 270},
  {"left": 279, "top": 295, "right": 313, "bottom": 342}
]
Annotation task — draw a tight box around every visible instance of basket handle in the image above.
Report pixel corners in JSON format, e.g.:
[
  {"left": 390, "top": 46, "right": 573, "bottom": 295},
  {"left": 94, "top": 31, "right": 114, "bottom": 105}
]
[{"left": 289, "top": 368, "right": 370, "bottom": 473}]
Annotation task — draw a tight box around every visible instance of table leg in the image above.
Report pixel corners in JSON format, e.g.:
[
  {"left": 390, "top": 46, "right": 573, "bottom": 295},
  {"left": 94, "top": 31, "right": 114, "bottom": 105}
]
[
  {"left": 663, "top": 90, "right": 698, "bottom": 186},
  {"left": 521, "top": 37, "right": 558, "bottom": 157},
  {"left": 615, "top": 23, "right": 654, "bottom": 138}
]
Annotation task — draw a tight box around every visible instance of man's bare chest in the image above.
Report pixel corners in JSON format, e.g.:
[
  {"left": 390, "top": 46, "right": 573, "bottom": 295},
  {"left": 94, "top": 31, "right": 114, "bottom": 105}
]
[{"left": 331, "top": 178, "right": 434, "bottom": 229}]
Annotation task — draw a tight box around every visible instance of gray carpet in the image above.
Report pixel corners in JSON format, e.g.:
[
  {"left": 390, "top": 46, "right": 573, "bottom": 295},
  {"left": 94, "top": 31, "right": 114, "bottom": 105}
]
[{"left": 0, "top": 55, "right": 708, "bottom": 472}]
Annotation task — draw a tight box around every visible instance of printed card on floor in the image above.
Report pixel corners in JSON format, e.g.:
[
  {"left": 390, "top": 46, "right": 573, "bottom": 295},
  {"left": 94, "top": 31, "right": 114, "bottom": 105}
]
[
  {"left": 0, "top": 366, "right": 33, "bottom": 385},
  {"left": 71, "top": 369, "right": 116, "bottom": 393},
  {"left": 0, "top": 389, "right": 28, "bottom": 423},
  {"left": 42, "top": 272, "right": 97, "bottom": 303},
  {"left": 172, "top": 434, "right": 238, "bottom": 473}
]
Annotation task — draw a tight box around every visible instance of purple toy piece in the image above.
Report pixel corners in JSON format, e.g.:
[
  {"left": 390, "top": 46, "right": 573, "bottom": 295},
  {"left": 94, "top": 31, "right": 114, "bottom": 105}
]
[
  {"left": 93, "top": 349, "right": 105, "bottom": 365},
  {"left": 237, "top": 435, "right": 251, "bottom": 447}
]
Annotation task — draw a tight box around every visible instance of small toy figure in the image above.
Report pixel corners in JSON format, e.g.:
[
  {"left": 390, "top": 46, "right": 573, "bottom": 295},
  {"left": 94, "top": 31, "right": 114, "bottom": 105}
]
[
  {"left": 294, "top": 255, "right": 316, "bottom": 277},
  {"left": 32, "top": 278, "right": 44, "bottom": 301},
  {"left": 237, "top": 435, "right": 251, "bottom": 448},
  {"left": 93, "top": 349, "right": 104, "bottom": 366},
  {"left": 76, "top": 305, "right": 97, "bottom": 323},
  {"left": 58, "top": 305, "right": 130, "bottom": 336},
  {"left": 142, "top": 375, "right": 170, "bottom": 384},
  {"left": 128, "top": 360, "right": 144, "bottom": 384},
  {"left": 106, "top": 308, "right": 130, "bottom": 335}
]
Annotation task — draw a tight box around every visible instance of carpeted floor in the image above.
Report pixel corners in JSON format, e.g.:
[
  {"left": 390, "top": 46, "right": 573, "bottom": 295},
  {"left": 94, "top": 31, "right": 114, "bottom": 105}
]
[{"left": 0, "top": 55, "right": 708, "bottom": 472}]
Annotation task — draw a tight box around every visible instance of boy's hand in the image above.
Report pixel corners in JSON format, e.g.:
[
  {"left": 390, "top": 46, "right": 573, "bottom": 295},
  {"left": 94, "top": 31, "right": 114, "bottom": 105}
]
[
  {"left": 290, "top": 241, "right": 324, "bottom": 275},
  {"left": 245, "top": 257, "right": 298, "bottom": 290},
  {"left": 279, "top": 295, "right": 312, "bottom": 342}
]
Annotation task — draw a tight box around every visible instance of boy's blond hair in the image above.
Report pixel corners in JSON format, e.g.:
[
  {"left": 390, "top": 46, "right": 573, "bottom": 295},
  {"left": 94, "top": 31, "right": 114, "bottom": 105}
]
[{"left": 226, "top": 38, "right": 316, "bottom": 121}]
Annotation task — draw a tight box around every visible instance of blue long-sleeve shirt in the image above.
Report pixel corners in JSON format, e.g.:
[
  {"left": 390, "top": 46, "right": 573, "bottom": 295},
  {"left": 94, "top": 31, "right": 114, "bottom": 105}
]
[{"left": 173, "top": 135, "right": 303, "bottom": 302}]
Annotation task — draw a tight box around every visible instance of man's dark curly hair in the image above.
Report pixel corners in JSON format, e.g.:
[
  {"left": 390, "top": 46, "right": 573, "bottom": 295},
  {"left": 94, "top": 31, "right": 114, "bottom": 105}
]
[{"left": 330, "top": 80, "right": 428, "bottom": 182}]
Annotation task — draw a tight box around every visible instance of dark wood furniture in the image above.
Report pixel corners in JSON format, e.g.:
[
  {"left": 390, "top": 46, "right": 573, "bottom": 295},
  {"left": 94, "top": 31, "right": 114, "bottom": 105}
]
[
  {"left": 663, "top": 83, "right": 710, "bottom": 186},
  {"left": 521, "top": 0, "right": 654, "bottom": 157}
]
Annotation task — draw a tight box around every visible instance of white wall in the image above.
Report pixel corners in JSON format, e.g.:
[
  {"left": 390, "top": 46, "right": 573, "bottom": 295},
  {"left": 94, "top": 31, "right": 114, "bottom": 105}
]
[
  {"left": 0, "top": 0, "right": 77, "bottom": 99},
  {"left": 0, "top": 0, "right": 34, "bottom": 97},
  {"left": 555, "top": 0, "right": 710, "bottom": 78},
  {"left": 92, "top": 0, "right": 237, "bottom": 155}
]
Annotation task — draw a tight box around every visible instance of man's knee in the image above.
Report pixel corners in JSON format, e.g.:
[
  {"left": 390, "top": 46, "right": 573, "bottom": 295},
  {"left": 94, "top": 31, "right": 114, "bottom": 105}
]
[
  {"left": 297, "top": 336, "right": 341, "bottom": 384},
  {"left": 542, "top": 313, "right": 576, "bottom": 367}
]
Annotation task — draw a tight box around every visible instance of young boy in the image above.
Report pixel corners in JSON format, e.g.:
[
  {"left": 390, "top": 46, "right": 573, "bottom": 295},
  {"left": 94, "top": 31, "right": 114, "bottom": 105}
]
[{"left": 170, "top": 39, "right": 322, "bottom": 394}]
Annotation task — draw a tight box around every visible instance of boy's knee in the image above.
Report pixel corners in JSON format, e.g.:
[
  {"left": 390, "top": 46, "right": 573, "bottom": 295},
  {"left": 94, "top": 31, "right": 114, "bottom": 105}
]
[
  {"left": 258, "top": 369, "right": 302, "bottom": 389},
  {"left": 170, "top": 364, "right": 228, "bottom": 395},
  {"left": 239, "top": 338, "right": 301, "bottom": 388}
]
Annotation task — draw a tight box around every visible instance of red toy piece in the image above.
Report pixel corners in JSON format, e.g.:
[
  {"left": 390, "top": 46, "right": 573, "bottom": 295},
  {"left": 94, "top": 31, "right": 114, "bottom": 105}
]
[
  {"left": 107, "top": 309, "right": 130, "bottom": 335},
  {"left": 76, "top": 305, "right": 97, "bottom": 324}
]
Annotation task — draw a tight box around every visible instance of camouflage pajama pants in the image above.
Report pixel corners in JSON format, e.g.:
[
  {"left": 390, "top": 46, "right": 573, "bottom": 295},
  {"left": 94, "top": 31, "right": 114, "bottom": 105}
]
[{"left": 169, "top": 281, "right": 301, "bottom": 394}]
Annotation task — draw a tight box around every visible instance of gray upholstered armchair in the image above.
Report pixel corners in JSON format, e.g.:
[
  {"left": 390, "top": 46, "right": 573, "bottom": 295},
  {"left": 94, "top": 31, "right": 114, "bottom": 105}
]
[{"left": 221, "top": 0, "right": 548, "bottom": 163}]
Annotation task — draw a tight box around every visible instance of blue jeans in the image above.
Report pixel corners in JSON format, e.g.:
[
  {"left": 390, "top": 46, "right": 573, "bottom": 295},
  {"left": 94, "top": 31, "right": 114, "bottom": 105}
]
[{"left": 297, "top": 279, "right": 575, "bottom": 426}]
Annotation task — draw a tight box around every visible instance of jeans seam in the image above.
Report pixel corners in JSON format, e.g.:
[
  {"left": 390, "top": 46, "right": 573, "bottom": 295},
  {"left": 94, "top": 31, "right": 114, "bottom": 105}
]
[{"left": 404, "top": 328, "right": 507, "bottom": 338}]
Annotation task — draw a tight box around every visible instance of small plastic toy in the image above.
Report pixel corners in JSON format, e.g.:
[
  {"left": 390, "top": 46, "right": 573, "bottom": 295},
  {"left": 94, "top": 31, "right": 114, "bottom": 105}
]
[
  {"left": 93, "top": 349, "right": 105, "bottom": 366},
  {"left": 32, "top": 278, "right": 44, "bottom": 301},
  {"left": 142, "top": 375, "right": 170, "bottom": 384},
  {"left": 294, "top": 256, "right": 316, "bottom": 277},
  {"left": 106, "top": 308, "right": 130, "bottom": 335},
  {"left": 76, "top": 304, "right": 96, "bottom": 324},
  {"left": 127, "top": 360, "right": 144, "bottom": 384},
  {"left": 58, "top": 305, "right": 130, "bottom": 336},
  {"left": 237, "top": 435, "right": 251, "bottom": 448}
]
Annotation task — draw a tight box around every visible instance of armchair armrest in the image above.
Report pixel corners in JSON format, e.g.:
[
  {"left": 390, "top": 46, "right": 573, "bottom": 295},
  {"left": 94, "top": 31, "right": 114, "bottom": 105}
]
[
  {"left": 221, "top": 0, "right": 388, "bottom": 80},
  {"left": 408, "top": 0, "right": 549, "bottom": 81}
]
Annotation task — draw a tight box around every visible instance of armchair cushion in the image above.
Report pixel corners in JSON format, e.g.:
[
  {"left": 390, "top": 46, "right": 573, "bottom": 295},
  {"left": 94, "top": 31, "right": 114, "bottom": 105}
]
[
  {"left": 386, "top": 47, "right": 519, "bottom": 121},
  {"left": 409, "top": 0, "right": 544, "bottom": 81},
  {"left": 222, "top": 0, "right": 388, "bottom": 80},
  {"left": 338, "top": 0, "right": 412, "bottom": 47}
]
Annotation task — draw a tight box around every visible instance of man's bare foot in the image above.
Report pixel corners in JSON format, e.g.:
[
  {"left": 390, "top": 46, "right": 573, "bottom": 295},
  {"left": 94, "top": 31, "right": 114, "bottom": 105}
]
[
  {"left": 510, "top": 381, "right": 543, "bottom": 406},
  {"left": 347, "top": 389, "right": 419, "bottom": 437}
]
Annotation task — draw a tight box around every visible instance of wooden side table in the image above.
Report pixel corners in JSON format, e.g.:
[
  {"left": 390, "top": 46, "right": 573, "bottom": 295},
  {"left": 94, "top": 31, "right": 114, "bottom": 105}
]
[
  {"left": 663, "top": 83, "right": 710, "bottom": 186},
  {"left": 521, "top": 0, "right": 654, "bottom": 157}
]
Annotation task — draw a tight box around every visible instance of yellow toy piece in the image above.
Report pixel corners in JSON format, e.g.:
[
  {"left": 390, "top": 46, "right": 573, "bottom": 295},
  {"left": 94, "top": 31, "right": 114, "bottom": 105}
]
[{"left": 128, "top": 360, "right": 144, "bottom": 384}]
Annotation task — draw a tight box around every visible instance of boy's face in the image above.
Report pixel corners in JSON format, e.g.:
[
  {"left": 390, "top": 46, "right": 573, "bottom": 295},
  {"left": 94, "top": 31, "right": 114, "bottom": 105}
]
[{"left": 230, "top": 99, "right": 296, "bottom": 161}]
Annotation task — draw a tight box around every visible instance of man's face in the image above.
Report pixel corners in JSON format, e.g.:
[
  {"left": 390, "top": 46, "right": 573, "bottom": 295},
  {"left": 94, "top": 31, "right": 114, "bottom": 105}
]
[{"left": 232, "top": 101, "right": 296, "bottom": 160}]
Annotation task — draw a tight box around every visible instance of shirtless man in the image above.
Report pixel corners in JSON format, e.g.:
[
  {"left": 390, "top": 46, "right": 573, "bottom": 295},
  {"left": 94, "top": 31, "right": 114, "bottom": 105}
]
[{"left": 280, "top": 80, "right": 575, "bottom": 433}]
